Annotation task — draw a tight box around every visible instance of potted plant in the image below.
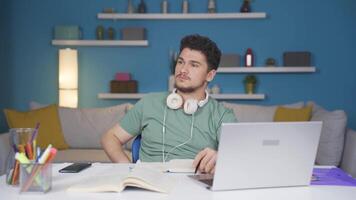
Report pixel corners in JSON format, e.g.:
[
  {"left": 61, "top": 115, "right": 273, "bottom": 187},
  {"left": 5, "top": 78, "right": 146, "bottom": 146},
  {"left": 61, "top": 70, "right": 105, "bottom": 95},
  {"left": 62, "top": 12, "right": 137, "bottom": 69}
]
[{"left": 243, "top": 75, "right": 257, "bottom": 94}]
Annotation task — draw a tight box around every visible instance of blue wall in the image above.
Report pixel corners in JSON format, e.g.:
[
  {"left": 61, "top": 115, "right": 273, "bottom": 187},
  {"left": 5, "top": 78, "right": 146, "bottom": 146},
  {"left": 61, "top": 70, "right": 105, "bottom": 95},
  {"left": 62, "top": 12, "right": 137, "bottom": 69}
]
[
  {"left": 0, "top": 0, "right": 11, "bottom": 132},
  {"left": 1, "top": 0, "right": 356, "bottom": 132}
]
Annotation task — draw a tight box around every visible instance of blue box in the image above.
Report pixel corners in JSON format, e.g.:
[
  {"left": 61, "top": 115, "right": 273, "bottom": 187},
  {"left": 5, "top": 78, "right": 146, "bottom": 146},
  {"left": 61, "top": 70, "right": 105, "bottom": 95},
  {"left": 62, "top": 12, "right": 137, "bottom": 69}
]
[{"left": 54, "top": 26, "right": 82, "bottom": 40}]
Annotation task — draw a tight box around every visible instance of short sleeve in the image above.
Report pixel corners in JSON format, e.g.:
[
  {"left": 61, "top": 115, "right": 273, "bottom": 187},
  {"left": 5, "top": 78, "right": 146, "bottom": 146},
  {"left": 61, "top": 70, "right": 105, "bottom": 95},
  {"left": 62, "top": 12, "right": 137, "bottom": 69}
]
[{"left": 119, "top": 98, "right": 144, "bottom": 137}]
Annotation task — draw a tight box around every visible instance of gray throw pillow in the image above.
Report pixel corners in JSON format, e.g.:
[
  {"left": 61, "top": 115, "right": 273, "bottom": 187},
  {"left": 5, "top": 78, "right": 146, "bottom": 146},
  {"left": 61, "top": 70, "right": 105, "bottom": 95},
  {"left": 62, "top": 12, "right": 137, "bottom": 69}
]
[
  {"left": 222, "top": 102, "right": 304, "bottom": 122},
  {"left": 308, "top": 101, "right": 347, "bottom": 166},
  {"left": 30, "top": 101, "right": 132, "bottom": 149}
]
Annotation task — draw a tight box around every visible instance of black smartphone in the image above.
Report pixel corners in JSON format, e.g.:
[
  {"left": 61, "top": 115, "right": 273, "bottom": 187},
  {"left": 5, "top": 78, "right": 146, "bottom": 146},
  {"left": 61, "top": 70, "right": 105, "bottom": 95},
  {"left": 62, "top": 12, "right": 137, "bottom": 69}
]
[{"left": 59, "top": 163, "right": 92, "bottom": 173}]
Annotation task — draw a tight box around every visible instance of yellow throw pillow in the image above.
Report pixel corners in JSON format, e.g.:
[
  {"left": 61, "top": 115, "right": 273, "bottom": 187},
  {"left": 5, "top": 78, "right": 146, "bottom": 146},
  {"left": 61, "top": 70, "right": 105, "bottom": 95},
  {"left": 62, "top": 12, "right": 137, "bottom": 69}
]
[
  {"left": 4, "top": 104, "right": 69, "bottom": 150},
  {"left": 274, "top": 106, "right": 313, "bottom": 122}
]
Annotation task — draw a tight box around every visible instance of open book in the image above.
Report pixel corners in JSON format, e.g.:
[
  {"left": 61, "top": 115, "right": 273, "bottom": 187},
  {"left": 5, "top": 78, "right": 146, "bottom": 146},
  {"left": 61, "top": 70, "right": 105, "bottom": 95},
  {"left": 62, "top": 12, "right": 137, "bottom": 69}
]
[
  {"left": 137, "top": 159, "right": 195, "bottom": 173},
  {"left": 67, "top": 166, "right": 177, "bottom": 193}
]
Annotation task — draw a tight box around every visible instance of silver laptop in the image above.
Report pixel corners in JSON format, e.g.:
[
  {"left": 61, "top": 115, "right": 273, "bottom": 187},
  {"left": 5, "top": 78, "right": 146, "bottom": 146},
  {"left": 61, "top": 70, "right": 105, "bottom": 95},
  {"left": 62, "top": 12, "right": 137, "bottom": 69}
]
[{"left": 190, "top": 121, "right": 322, "bottom": 191}]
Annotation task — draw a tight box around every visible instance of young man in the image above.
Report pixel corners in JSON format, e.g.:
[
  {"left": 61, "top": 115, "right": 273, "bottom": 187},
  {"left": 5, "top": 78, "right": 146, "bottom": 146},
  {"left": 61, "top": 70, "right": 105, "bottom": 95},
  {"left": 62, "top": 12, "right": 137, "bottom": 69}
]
[{"left": 101, "top": 34, "right": 236, "bottom": 174}]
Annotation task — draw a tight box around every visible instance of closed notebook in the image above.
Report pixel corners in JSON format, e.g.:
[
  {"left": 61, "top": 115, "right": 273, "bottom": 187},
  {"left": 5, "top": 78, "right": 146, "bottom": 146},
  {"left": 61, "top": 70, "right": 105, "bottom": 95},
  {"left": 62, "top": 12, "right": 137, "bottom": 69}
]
[{"left": 67, "top": 166, "right": 177, "bottom": 193}]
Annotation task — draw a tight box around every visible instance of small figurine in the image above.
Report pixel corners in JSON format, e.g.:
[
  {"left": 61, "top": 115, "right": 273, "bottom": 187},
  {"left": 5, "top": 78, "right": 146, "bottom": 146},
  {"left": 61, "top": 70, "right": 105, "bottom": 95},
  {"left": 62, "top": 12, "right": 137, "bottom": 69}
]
[
  {"left": 138, "top": 0, "right": 147, "bottom": 13},
  {"left": 240, "top": 0, "right": 251, "bottom": 13},
  {"left": 96, "top": 25, "right": 104, "bottom": 40},
  {"left": 265, "top": 58, "right": 276, "bottom": 67},
  {"left": 107, "top": 27, "right": 116, "bottom": 40}
]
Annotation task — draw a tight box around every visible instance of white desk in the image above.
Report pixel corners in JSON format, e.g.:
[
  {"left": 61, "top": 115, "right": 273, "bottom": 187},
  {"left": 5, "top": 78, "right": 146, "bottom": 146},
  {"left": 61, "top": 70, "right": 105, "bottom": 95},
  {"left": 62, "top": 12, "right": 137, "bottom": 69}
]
[{"left": 1, "top": 163, "right": 356, "bottom": 200}]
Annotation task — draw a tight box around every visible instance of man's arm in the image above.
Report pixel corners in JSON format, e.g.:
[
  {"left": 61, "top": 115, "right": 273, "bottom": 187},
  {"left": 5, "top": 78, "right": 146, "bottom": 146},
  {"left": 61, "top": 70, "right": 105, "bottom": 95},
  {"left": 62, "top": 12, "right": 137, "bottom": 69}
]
[{"left": 101, "top": 124, "right": 135, "bottom": 163}]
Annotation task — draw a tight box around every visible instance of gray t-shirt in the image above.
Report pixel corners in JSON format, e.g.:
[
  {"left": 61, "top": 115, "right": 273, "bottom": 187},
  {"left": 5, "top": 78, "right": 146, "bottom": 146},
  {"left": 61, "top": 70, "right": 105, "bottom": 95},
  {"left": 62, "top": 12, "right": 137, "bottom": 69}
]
[{"left": 120, "top": 92, "right": 237, "bottom": 162}]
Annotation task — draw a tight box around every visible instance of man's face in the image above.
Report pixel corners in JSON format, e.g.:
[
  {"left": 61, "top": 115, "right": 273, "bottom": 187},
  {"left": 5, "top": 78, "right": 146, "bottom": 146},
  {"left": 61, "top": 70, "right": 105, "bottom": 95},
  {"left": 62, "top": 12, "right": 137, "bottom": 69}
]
[{"left": 174, "top": 48, "right": 216, "bottom": 93}]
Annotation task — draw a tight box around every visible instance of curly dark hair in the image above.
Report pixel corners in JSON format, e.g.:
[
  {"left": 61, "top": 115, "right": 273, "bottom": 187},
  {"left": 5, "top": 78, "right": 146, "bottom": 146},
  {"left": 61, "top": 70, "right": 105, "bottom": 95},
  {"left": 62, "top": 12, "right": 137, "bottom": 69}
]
[{"left": 179, "top": 34, "right": 221, "bottom": 71}]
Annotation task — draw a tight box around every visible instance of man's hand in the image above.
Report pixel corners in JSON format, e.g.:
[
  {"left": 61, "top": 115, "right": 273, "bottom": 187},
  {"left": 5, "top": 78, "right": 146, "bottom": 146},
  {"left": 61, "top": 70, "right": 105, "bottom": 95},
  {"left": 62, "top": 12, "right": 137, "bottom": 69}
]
[{"left": 193, "top": 148, "right": 217, "bottom": 174}]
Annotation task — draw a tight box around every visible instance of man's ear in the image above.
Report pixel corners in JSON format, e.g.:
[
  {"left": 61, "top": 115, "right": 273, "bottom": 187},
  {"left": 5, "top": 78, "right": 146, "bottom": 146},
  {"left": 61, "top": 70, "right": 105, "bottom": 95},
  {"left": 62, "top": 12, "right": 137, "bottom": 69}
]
[{"left": 206, "top": 69, "right": 217, "bottom": 82}]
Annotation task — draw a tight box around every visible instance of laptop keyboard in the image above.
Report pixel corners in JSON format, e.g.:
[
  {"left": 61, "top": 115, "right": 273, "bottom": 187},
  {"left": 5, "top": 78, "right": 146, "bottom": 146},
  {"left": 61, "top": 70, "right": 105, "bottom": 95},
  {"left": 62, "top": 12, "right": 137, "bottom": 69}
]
[
  {"left": 189, "top": 174, "right": 214, "bottom": 186},
  {"left": 199, "top": 178, "right": 213, "bottom": 186}
]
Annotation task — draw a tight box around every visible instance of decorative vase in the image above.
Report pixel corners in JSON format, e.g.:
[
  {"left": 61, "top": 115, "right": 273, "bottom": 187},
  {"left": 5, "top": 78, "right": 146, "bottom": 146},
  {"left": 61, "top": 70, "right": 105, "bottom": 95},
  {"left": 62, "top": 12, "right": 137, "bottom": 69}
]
[
  {"left": 161, "top": 0, "right": 169, "bottom": 13},
  {"left": 127, "top": 0, "right": 135, "bottom": 14},
  {"left": 240, "top": 0, "right": 251, "bottom": 13},
  {"left": 96, "top": 25, "right": 105, "bottom": 40},
  {"left": 182, "top": 0, "right": 189, "bottom": 14},
  {"left": 138, "top": 0, "right": 147, "bottom": 13},
  {"left": 245, "top": 48, "right": 254, "bottom": 67},
  {"left": 208, "top": 0, "right": 216, "bottom": 13},
  {"left": 245, "top": 83, "right": 255, "bottom": 94},
  {"left": 107, "top": 27, "right": 116, "bottom": 40}
]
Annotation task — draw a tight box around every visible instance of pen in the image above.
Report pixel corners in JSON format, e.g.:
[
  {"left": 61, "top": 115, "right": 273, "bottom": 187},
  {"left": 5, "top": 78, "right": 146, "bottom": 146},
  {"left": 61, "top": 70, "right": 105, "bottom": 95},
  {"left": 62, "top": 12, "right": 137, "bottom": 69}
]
[
  {"left": 36, "top": 147, "right": 41, "bottom": 163},
  {"left": 30, "top": 122, "right": 40, "bottom": 143},
  {"left": 32, "top": 140, "right": 37, "bottom": 160},
  {"left": 11, "top": 161, "right": 19, "bottom": 185},
  {"left": 12, "top": 144, "right": 18, "bottom": 153},
  {"left": 38, "top": 144, "right": 52, "bottom": 164},
  {"left": 194, "top": 159, "right": 202, "bottom": 174},
  {"left": 25, "top": 142, "right": 33, "bottom": 160}
]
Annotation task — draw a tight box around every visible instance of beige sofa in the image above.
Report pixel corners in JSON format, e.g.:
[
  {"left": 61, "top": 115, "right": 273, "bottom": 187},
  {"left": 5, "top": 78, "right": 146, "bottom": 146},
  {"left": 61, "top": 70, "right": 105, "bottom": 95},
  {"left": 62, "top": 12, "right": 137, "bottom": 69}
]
[{"left": 1, "top": 101, "right": 355, "bottom": 178}]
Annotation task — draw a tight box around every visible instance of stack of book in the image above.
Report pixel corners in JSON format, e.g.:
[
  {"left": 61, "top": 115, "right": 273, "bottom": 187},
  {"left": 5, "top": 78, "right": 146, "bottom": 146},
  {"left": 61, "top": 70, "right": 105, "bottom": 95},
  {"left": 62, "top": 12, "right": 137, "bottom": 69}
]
[{"left": 110, "top": 72, "right": 137, "bottom": 93}]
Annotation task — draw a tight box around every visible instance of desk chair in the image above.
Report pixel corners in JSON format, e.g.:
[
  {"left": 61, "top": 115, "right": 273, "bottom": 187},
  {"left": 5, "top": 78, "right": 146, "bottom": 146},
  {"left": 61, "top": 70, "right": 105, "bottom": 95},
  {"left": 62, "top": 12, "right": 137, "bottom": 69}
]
[{"left": 131, "top": 135, "right": 141, "bottom": 163}]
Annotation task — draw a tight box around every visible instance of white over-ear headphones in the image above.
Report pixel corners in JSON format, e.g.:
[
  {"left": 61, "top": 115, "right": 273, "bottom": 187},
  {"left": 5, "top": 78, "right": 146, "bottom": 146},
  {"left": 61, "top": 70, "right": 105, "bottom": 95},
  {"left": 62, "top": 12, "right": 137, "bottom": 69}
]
[
  {"left": 166, "top": 89, "right": 209, "bottom": 115},
  {"left": 161, "top": 89, "right": 209, "bottom": 162}
]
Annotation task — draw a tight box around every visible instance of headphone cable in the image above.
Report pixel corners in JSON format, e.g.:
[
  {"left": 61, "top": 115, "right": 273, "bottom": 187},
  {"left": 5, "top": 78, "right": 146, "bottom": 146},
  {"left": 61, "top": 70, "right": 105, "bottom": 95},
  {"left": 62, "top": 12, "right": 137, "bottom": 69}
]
[{"left": 163, "top": 113, "right": 195, "bottom": 162}]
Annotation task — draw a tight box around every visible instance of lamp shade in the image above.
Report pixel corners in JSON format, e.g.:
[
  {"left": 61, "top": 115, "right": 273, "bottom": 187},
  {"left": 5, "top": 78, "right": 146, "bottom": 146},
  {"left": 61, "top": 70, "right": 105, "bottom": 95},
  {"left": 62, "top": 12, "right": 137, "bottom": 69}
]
[
  {"left": 59, "top": 48, "right": 78, "bottom": 89},
  {"left": 59, "top": 89, "right": 78, "bottom": 108},
  {"left": 59, "top": 48, "right": 78, "bottom": 108}
]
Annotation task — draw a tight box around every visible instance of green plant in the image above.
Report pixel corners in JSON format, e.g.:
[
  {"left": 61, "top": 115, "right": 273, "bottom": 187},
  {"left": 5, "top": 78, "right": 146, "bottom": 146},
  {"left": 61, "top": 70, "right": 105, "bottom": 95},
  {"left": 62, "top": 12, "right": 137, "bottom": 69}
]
[{"left": 243, "top": 75, "right": 257, "bottom": 84}]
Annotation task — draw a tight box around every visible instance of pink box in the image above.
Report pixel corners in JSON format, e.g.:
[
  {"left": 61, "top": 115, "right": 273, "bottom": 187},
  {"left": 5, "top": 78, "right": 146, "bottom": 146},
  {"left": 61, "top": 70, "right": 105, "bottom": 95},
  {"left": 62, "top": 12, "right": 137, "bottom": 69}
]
[{"left": 115, "top": 73, "right": 131, "bottom": 81}]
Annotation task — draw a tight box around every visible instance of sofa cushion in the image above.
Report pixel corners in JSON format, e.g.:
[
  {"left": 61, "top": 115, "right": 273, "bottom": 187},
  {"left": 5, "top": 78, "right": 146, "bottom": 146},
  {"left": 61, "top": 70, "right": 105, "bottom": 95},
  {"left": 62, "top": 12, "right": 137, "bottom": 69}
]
[
  {"left": 30, "top": 102, "right": 131, "bottom": 149},
  {"left": 308, "top": 101, "right": 347, "bottom": 166},
  {"left": 274, "top": 106, "right": 312, "bottom": 122},
  {"left": 222, "top": 102, "right": 304, "bottom": 122},
  {"left": 4, "top": 105, "right": 69, "bottom": 150},
  {"left": 53, "top": 149, "right": 132, "bottom": 163},
  {"left": 54, "top": 149, "right": 111, "bottom": 163}
]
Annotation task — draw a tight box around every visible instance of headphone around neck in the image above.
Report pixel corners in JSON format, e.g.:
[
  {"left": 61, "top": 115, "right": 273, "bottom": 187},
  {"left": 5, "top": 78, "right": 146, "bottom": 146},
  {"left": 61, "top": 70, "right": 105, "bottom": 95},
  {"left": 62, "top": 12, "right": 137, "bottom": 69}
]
[
  {"left": 162, "top": 89, "right": 209, "bottom": 162},
  {"left": 166, "top": 89, "right": 209, "bottom": 115}
]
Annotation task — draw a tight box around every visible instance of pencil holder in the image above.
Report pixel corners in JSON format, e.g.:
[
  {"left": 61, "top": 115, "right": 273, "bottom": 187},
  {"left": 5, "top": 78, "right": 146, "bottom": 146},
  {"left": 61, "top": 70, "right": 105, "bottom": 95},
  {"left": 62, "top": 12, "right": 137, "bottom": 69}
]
[
  {"left": 19, "top": 163, "right": 52, "bottom": 193},
  {"left": 5, "top": 128, "right": 34, "bottom": 186}
]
